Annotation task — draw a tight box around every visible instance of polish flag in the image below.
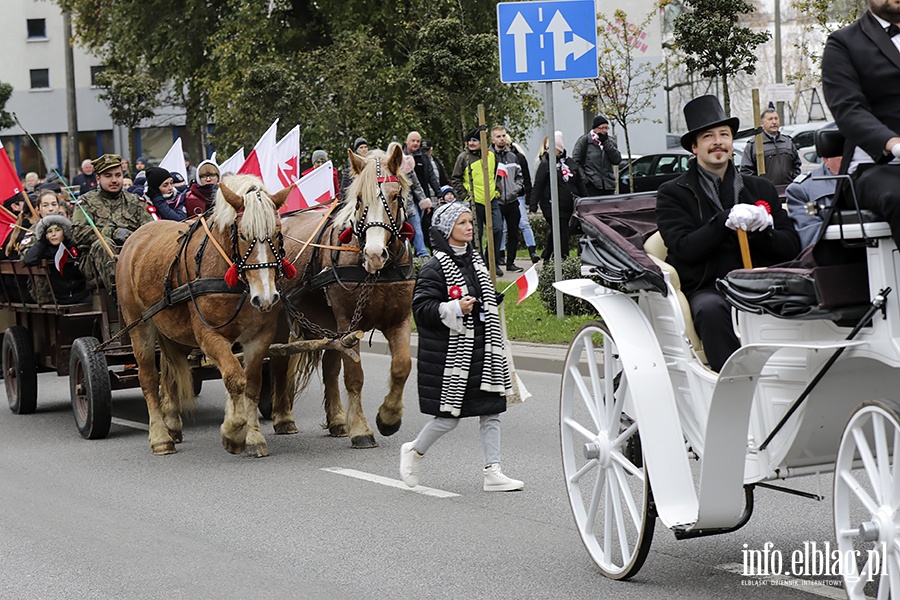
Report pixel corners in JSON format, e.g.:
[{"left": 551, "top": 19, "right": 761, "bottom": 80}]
[
  {"left": 158, "top": 138, "right": 188, "bottom": 184},
  {"left": 218, "top": 147, "right": 245, "bottom": 175},
  {"left": 0, "top": 206, "right": 16, "bottom": 247},
  {"left": 275, "top": 125, "right": 300, "bottom": 188},
  {"left": 282, "top": 161, "right": 335, "bottom": 212},
  {"left": 54, "top": 243, "right": 77, "bottom": 272},
  {"left": 515, "top": 265, "right": 539, "bottom": 304},
  {"left": 238, "top": 119, "right": 282, "bottom": 191},
  {"left": 0, "top": 144, "right": 23, "bottom": 202},
  {"left": 497, "top": 162, "right": 509, "bottom": 179}
]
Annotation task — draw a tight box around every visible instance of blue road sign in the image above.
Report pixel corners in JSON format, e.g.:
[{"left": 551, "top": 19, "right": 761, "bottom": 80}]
[{"left": 497, "top": 0, "right": 598, "bottom": 83}]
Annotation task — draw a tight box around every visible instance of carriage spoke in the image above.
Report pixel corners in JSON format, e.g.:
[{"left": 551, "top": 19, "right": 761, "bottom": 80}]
[
  {"left": 612, "top": 422, "right": 638, "bottom": 450},
  {"left": 602, "top": 341, "right": 616, "bottom": 428},
  {"left": 607, "top": 467, "right": 631, "bottom": 561},
  {"left": 585, "top": 464, "right": 606, "bottom": 535},
  {"left": 603, "top": 479, "right": 612, "bottom": 562},
  {"left": 569, "top": 458, "right": 599, "bottom": 485},
  {"left": 580, "top": 336, "right": 604, "bottom": 428},
  {"left": 841, "top": 470, "right": 881, "bottom": 515},
  {"left": 854, "top": 426, "right": 885, "bottom": 502},
  {"left": 563, "top": 416, "right": 598, "bottom": 443},
  {"left": 889, "top": 553, "right": 900, "bottom": 599},
  {"left": 569, "top": 364, "right": 602, "bottom": 430},
  {"left": 612, "top": 450, "right": 645, "bottom": 481},
  {"left": 612, "top": 462, "right": 641, "bottom": 529},
  {"left": 873, "top": 414, "right": 892, "bottom": 507}
]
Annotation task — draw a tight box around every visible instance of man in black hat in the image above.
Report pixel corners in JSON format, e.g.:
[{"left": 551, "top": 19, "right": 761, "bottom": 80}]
[
  {"left": 822, "top": 0, "right": 900, "bottom": 248},
  {"left": 572, "top": 115, "right": 622, "bottom": 196},
  {"left": 656, "top": 95, "right": 800, "bottom": 371}
]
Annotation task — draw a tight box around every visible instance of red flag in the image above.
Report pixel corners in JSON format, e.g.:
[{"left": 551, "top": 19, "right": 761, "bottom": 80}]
[
  {"left": 515, "top": 265, "right": 539, "bottom": 304},
  {"left": 0, "top": 145, "right": 22, "bottom": 202},
  {"left": 0, "top": 209, "right": 16, "bottom": 247},
  {"left": 275, "top": 125, "right": 300, "bottom": 188},
  {"left": 238, "top": 120, "right": 281, "bottom": 191},
  {"left": 54, "top": 243, "right": 68, "bottom": 272},
  {"left": 281, "top": 161, "right": 335, "bottom": 213}
]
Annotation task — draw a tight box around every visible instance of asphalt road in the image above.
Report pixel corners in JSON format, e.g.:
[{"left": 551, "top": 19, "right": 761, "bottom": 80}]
[{"left": 0, "top": 353, "right": 856, "bottom": 600}]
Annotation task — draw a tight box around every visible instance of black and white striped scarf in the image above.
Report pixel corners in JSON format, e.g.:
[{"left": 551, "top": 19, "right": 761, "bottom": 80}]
[{"left": 434, "top": 249, "right": 513, "bottom": 417}]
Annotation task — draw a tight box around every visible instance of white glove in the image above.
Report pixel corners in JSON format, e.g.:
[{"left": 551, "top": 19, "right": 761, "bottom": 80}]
[
  {"left": 726, "top": 203, "right": 756, "bottom": 231},
  {"left": 746, "top": 204, "right": 774, "bottom": 232},
  {"left": 892, "top": 142, "right": 900, "bottom": 159}
]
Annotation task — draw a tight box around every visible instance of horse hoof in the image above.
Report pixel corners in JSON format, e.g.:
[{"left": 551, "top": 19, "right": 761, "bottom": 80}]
[
  {"left": 169, "top": 430, "right": 183, "bottom": 444},
  {"left": 328, "top": 424, "right": 348, "bottom": 437},
  {"left": 350, "top": 434, "right": 378, "bottom": 449},
  {"left": 274, "top": 422, "right": 299, "bottom": 435},
  {"left": 376, "top": 414, "right": 401, "bottom": 437},
  {"left": 222, "top": 436, "right": 246, "bottom": 455},
  {"left": 244, "top": 445, "right": 270, "bottom": 458},
  {"left": 151, "top": 442, "right": 176, "bottom": 456}
]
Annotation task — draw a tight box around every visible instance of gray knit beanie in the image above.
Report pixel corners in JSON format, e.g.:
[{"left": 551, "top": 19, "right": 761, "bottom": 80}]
[{"left": 431, "top": 200, "right": 471, "bottom": 239}]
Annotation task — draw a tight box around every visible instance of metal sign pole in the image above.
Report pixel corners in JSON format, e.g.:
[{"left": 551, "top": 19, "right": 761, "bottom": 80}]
[{"left": 546, "top": 82, "right": 564, "bottom": 319}]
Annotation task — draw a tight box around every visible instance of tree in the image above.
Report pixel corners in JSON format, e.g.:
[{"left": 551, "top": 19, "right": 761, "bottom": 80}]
[
  {"left": 787, "top": 0, "right": 864, "bottom": 89},
  {"left": 95, "top": 66, "right": 163, "bottom": 163},
  {"left": 0, "top": 82, "right": 13, "bottom": 130},
  {"left": 563, "top": 7, "right": 667, "bottom": 192},
  {"left": 672, "top": 0, "right": 771, "bottom": 113}
]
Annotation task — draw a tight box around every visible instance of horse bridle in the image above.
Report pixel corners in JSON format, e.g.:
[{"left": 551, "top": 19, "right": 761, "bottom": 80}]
[
  {"left": 351, "top": 157, "right": 407, "bottom": 246},
  {"left": 229, "top": 189, "right": 287, "bottom": 282}
]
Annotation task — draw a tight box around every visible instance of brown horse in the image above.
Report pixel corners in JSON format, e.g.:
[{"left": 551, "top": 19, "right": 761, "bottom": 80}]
[
  {"left": 271, "top": 143, "right": 414, "bottom": 448},
  {"left": 117, "top": 175, "right": 291, "bottom": 456}
]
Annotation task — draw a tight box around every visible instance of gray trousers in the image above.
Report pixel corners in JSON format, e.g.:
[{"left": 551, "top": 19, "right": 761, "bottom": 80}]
[{"left": 412, "top": 414, "right": 501, "bottom": 467}]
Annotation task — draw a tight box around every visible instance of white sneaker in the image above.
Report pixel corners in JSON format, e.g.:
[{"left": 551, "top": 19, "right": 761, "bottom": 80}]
[
  {"left": 399, "top": 442, "right": 422, "bottom": 487},
  {"left": 483, "top": 464, "right": 524, "bottom": 492}
]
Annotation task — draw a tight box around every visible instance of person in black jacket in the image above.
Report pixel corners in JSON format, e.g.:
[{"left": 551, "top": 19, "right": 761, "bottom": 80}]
[
  {"left": 22, "top": 214, "right": 90, "bottom": 305},
  {"left": 656, "top": 95, "right": 800, "bottom": 372},
  {"left": 399, "top": 201, "right": 523, "bottom": 493},
  {"left": 531, "top": 132, "right": 586, "bottom": 261}
]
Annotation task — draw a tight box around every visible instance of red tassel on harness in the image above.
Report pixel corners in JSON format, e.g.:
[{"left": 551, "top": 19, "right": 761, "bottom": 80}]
[
  {"left": 224, "top": 264, "right": 239, "bottom": 288},
  {"left": 282, "top": 258, "right": 297, "bottom": 279},
  {"left": 400, "top": 222, "right": 415, "bottom": 240},
  {"left": 338, "top": 228, "right": 353, "bottom": 244}
]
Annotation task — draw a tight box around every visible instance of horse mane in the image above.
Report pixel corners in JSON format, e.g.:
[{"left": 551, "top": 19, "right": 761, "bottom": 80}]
[
  {"left": 334, "top": 145, "right": 410, "bottom": 229},
  {"left": 212, "top": 174, "right": 278, "bottom": 239}
]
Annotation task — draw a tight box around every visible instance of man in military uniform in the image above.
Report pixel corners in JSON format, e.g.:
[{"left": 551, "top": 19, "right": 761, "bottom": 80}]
[
  {"left": 786, "top": 140, "right": 843, "bottom": 249},
  {"left": 72, "top": 154, "right": 154, "bottom": 289}
]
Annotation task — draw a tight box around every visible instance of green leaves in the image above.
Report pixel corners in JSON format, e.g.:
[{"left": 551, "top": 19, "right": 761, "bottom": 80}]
[{"left": 0, "top": 82, "right": 13, "bottom": 130}]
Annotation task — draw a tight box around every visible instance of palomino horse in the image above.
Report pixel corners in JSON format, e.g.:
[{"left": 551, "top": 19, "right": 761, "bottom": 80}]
[
  {"left": 117, "top": 175, "right": 291, "bottom": 456},
  {"left": 271, "top": 142, "right": 414, "bottom": 448}
]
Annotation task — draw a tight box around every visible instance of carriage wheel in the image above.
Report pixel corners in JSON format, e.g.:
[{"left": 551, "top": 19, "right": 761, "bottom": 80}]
[
  {"left": 560, "top": 320, "right": 655, "bottom": 580},
  {"left": 257, "top": 362, "right": 274, "bottom": 420},
  {"left": 69, "top": 337, "right": 112, "bottom": 440},
  {"left": 835, "top": 400, "right": 900, "bottom": 599},
  {"left": 3, "top": 326, "right": 38, "bottom": 415}
]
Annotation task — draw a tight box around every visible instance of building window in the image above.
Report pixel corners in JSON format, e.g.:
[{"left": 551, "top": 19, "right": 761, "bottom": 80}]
[
  {"left": 30, "top": 69, "right": 49, "bottom": 89},
  {"left": 27, "top": 19, "right": 46, "bottom": 39},
  {"left": 90, "top": 66, "right": 106, "bottom": 87}
]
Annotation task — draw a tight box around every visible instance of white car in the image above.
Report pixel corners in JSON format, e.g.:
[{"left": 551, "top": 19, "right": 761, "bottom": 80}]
[{"left": 798, "top": 146, "right": 822, "bottom": 174}]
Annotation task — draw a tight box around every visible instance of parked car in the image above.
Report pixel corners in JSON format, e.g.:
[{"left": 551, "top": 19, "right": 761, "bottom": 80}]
[
  {"left": 798, "top": 146, "right": 822, "bottom": 174},
  {"left": 618, "top": 152, "right": 690, "bottom": 193}
]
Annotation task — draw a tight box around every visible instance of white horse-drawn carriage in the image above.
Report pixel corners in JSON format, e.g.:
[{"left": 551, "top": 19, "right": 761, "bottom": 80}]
[{"left": 555, "top": 190, "right": 900, "bottom": 598}]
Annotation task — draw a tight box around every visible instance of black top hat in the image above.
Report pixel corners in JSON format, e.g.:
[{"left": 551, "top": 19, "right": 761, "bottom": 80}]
[{"left": 680, "top": 95, "right": 740, "bottom": 152}]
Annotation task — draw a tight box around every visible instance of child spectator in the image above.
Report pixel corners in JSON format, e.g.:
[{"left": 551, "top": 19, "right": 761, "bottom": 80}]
[
  {"left": 144, "top": 167, "right": 187, "bottom": 221},
  {"left": 22, "top": 215, "right": 90, "bottom": 304}
]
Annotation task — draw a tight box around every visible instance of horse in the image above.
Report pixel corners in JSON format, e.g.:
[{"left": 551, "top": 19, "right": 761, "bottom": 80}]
[
  {"left": 117, "top": 175, "right": 291, "bottom": 456},
  {"left": 270, "top": 142, "right": 415, "bottom": 448}
]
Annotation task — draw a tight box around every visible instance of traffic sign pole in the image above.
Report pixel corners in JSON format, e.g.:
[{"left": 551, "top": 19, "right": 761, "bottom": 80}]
[{"left": 546, "top": 82, "right": 564, "bottom": 320}]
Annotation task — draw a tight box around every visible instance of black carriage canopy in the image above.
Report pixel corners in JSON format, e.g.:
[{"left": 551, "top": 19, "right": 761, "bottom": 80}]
[{"left": 572, "top": 194, "right": 667, "bottom": 296}]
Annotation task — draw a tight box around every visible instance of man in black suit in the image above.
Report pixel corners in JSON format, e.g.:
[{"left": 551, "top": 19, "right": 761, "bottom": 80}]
[
  {"left": 822, "top": 0, "right": 900, "bottom": 245},
  {"left": 656, "top": 96, "right": 800, "bottom": 371}
]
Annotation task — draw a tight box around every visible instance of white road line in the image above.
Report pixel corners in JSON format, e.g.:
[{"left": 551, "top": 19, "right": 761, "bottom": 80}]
[
  {"left": 321, "top": 467, "right": 460, "bottom": 498},
  {"left": 111, "top": 417, "right": 149, "bottom": 431},
  {"left": 717, "top": 563, "right": 873, "bottom": 599}
]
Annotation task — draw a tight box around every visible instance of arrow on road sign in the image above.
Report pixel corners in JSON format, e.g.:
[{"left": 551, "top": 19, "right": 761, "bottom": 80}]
[
  {"left": 506, "top": 12, "right": 533, "bottom": 73},
  {"left": 546, "top": 10, "right": 595, "bottom": 71}
]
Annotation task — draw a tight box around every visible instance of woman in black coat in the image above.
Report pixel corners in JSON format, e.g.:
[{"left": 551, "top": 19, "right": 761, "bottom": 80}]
[
  {"left": 531, "top": 132, "right": 586, "bottom": 260},
  {"left": 398, "top": 200, "right": 523, "bottom": 493}
]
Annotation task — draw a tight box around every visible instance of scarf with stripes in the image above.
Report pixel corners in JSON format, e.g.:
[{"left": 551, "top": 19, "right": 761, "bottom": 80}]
[{"left": 434, "top": 249, "right": 513, "bottom": 416}]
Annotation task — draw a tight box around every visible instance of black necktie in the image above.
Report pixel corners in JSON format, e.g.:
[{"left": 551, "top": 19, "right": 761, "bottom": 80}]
[{"left": 887, "top": 23, "right": 900, "bottom": 38}]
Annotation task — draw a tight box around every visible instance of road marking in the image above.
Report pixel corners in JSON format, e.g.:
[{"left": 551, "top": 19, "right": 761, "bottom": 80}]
[
  {"left": 717, "top": 563, "right": 872, "bottom": 599},
  {"left": 321, "top": 467, "right": 459, "bottom": 498},
  {"left": 111, "top": 417, "right": 149, "bottom": 431}
]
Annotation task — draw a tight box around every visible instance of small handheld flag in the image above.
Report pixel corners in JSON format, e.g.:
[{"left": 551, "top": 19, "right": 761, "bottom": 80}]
[{"left": 501, "top": 265, "right": 539, "bottom": 305}]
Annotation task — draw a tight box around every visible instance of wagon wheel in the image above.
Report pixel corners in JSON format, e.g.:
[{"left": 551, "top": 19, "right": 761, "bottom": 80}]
[
  {"left": 69, "top": 337, "right": 112, "bottom": 440},
  {"left": 835, "top": 400, "right": 900, "bottom": 599},
  {"left": 560, "top": 320, "right": 655, "bottom": 580},
  {"left": 257, "top": 362, "right": 274, "bottom": 420},
  {"left": 3, "top": 326, "right": 37, "bottom": 414}
]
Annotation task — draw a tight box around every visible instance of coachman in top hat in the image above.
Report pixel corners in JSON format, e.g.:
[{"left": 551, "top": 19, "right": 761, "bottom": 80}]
[{"left": 655, "top": 95, "right": 800, "bottom": 372}]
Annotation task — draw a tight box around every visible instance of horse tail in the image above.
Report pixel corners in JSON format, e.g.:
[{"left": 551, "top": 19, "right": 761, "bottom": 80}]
[
  {"left": 158, "top": 337, "right": 196, "bottom": 415},
  {"left": 289, "top": 348, "right": 323, "bottom": 400}
]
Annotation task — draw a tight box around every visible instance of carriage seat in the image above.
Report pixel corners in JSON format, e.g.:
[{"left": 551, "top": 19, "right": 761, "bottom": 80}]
[
  {"left": 643, "top": 232, "right": 707, "bottom": 364},
  {"left": 822, "top": 210, "right": 891, "bottom": 241}
]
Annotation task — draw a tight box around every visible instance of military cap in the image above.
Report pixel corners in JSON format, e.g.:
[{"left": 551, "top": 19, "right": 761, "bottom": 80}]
[{"left": 92, "top": 154, "right": 123, "bottom": 174}]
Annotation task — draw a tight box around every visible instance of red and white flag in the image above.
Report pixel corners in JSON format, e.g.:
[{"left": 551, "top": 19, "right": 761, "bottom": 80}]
[
  {"left": 496, "top": 162, "right": 509, "bottom": 179},
  {"left": 282, "top": 160, "right": 336, "bottom": 212},
  {"left": 54, "top": 243, "right": 76, "bottom": 272},
  {"left": 0, "top": 143, "right": 22, "bottom": 202},
  {"left": 275, "top": 125, "right": 300, "bottom": 188},
  {"left": 218, "top": 148, "right": 245, "bottom": 175},
  {"left": 158, "top": 138, "right": 188, "bottom": 184},
  {"left": 238, "top": 119, "right": 281, "bottom": 191},
  {"left": 515, "top": 265, "right": 539, "bottom": 304}
]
